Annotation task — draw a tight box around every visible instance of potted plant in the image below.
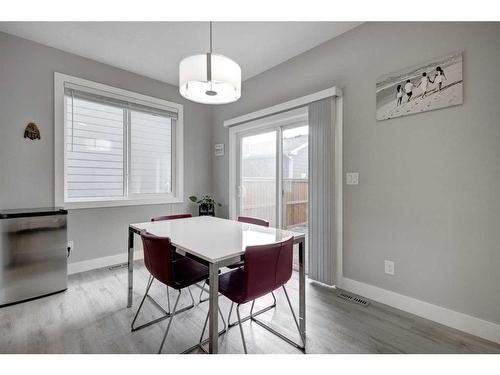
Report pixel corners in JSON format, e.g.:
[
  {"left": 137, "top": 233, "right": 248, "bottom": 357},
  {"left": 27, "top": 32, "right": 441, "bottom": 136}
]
[{"left": 189, "top": 195, "right": 222, "bottom": 217}]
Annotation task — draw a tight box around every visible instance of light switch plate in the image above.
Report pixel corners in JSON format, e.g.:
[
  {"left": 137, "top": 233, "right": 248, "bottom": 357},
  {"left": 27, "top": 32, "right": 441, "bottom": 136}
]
[{"left": 346, "top": 172, "right": 359, "bottom": 185}]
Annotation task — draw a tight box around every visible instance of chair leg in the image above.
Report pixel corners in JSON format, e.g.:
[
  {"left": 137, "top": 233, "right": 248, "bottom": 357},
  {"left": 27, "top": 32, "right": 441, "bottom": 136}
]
[
  {"left": 236, "top": 304, "right": 248, "bottom": 354},
  {"left": 199, "top": 307, "right": 210, "bottom": 344},
  {"left": 198, "top": 278, "right": 224, "bottom": 304},
  {"left": 166, "top": 286, "right": 171, "bottom": 313},
  {"left": 198, "top": 280, "right": 210, "bottom": 303},
  {"left": 250, "top": 287, "right": 305, "bottom": 352},
  {"left": 152, "top": 286, "right": 226, "bottom": 355},
  {"left": 282, "top": 285, "right": 305, "bottom": 348},
  {"left": 199, "top": 305, "right": 227, "bottom": 344},
  {"left": 131, "top": 275, "right": 154, "bottom": 331},
  {"left": 132, "top": 275, "right": 195, "bottom": 332},
  {"left": 219, "top": 305, "right": 227, "bottom": 332},
  {"left": 158, "top": 290, "right": 181, "bottom": 354},
  {"left": 227, "top": 302, "right": 234, "bottom": 326},
  {"left": 228, "top": 292, "right": 277, "bottom": 327},
  {"left": 184, "top": 302, "right": 228, "bottom": 354},
  {"left": 187, "top": 286, "right": 195, "bottom": 306},
  {"left": 249, "top": 300, "right": 256, "bottom": 317}
]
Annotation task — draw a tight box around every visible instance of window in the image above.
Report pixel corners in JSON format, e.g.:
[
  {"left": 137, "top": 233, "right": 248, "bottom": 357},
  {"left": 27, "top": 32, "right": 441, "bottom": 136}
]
[
  {"left": 129, "top": 110, "right": 172, "bottom": 195},
  {"left": 55, "top": 73, "right": 183, "bottom": 208}
]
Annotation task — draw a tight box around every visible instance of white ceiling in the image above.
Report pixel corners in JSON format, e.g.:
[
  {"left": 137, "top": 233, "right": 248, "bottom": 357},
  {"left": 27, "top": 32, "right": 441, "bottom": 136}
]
[{"left": 0, "top": 22, "right": 361, "bottom": 86}]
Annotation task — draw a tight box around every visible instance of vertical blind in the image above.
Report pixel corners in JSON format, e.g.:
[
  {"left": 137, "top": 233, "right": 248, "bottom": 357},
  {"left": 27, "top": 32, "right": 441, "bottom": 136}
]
[
  {"left": 308, "top": 98, "right": 336, "bottom": 286},
  {"left": 64, "top": 87, "right": 176, "bottom": 200}
]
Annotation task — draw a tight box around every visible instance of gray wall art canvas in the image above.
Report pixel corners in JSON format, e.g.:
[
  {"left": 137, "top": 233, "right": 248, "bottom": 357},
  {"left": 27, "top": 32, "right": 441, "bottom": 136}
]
[{"left": 376, "top": 51, "right": 463, "bottom": 121}]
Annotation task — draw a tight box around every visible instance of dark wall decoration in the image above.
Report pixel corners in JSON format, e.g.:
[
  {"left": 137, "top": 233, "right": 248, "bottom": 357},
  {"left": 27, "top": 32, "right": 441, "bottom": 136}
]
[{"left": 24, "top": 122, "right": 41, "bottom": 140}]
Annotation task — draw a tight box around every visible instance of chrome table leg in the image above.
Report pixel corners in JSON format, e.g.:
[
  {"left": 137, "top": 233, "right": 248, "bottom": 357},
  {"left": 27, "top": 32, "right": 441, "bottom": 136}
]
[
  {"left": 298, "top": 238, "right": 306, "bottom": 338},
  {"left": 208, "top": 262, "right": 219, "bottom": 353},
  {"left": 127, "top": 227, "right": 134, "bottom": 308}
]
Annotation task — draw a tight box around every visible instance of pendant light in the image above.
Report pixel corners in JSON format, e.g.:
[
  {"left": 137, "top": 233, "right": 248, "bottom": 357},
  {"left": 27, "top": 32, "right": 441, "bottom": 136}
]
[{"left": 179, "top": 22, "right": 241, "bottom": 104}]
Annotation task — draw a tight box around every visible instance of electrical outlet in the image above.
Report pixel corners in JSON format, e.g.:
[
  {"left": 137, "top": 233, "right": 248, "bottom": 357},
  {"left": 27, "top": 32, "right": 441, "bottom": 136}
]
[
  {"left": 67, "top": 240, "right": 74, "bottom": 252},
  {"left": 346, "top": 172, "right": 359, "bottom": 185},
  {"left": 384, "top": 260, "right": 395, "bottom": 275}
]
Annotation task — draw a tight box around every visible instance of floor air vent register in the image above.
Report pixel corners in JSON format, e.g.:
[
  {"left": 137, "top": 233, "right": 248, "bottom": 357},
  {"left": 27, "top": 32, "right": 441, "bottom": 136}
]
[{"left": 337, "top": 291, "right": 370, "bottom": 307}]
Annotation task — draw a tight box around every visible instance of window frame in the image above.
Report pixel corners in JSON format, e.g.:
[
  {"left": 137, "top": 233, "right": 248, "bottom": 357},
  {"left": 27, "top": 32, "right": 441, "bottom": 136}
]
[{"left": 54, "top": 72, "right": 184, "bottom": 209}]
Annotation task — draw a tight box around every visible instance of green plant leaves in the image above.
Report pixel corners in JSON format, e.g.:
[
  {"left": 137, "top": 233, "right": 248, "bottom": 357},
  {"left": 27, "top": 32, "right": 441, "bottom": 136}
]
[{"left": 189, "top": 194, "right": 221, "bottom": 207}]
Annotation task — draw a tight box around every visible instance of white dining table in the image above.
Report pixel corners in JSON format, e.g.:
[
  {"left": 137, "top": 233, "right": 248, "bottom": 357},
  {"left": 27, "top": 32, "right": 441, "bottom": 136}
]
[{"left": 127, "top": 216, "right": 306, "bottom": 354}]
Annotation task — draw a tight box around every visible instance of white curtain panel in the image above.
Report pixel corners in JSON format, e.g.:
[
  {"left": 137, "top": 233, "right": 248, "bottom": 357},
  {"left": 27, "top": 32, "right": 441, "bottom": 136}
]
[{"left": 308, "top": 97, "right": 336, "bottom": 285}]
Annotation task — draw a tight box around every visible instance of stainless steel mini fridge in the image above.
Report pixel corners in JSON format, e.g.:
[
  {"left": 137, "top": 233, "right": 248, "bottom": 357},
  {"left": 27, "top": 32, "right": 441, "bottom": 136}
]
[{"left": 0, "top": 208, "right": 68, "bottom": 306}]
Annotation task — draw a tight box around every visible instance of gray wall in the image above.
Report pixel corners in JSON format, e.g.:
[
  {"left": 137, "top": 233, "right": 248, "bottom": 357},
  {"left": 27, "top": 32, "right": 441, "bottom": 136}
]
[
  {"left": 212, "top": 23, "right": 500, "bottom": 324},
  {"left": 0, "top": 32, "right": 213, "bottom": 263}
]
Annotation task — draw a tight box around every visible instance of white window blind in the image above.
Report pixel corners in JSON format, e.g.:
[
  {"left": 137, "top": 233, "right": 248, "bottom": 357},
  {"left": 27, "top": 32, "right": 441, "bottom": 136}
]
[
  {"left": 130, "top": 110, "right": 173, "bottom": 194},
  {"left": 64, "top": 86, "right": 177, "bottom": 202},
  {"left": 65, "top": 95, "right": 125, "bottom": 199}
]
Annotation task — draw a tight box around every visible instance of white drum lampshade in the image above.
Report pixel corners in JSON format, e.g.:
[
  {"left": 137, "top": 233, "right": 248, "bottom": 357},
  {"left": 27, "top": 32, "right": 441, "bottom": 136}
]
[{"left": 179, "top": 53, "right": 241, "bottom": 105}]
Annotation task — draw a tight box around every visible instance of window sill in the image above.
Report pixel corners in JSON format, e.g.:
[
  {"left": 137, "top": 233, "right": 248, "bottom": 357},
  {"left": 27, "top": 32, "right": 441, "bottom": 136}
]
[{"left": 61, "top": 196, "right": 184, "bottom": 210}]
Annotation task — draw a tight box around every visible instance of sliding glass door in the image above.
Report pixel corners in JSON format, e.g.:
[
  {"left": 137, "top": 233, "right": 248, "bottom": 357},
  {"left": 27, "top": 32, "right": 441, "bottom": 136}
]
[
  {"left": 238, "top": 130, "right": 278, "bottom": 227},
  {"left": 236, "top": 110, "right": 309, "bottom": 235}
]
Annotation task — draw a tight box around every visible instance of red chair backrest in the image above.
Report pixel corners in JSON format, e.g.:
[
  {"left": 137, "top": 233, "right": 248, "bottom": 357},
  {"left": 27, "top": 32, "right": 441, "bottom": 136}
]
[
  {"left": 243, "top": 237, "right": 294, "bottom": 301},
  {"left": 151, "top": 214, "right": 192, "bottom": 222},
  {"left": 238, "top": 216, "right": 269, "bottom": 227},
  {"left": 140, "top": 231, "right": 174, "bottom": 286}
]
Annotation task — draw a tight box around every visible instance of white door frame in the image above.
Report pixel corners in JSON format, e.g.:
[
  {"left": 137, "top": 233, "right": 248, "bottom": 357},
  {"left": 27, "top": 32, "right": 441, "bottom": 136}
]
[{"left": 226, "top": 86, "right": 344, "bottom": 285}]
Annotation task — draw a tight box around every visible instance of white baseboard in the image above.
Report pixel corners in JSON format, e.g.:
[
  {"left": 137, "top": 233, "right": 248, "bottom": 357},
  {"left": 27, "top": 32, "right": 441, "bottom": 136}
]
[
  {"left": 337, "top": 276, "right": 500, "bottom": 345},
  {"left": 68, "top": 250, "right": 143, "bottom": 275}
]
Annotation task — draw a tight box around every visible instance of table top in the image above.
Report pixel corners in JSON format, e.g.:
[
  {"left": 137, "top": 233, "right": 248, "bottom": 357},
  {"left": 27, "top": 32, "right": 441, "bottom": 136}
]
[{"left": 130, "top": 216, "right": 305, "bottom": 264}]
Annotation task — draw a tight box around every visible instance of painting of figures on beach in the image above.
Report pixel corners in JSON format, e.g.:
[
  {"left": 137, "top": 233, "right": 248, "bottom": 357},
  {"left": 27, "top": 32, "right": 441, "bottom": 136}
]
[{"left": 376, "top": 52, "right": 463, "bottom": 121}]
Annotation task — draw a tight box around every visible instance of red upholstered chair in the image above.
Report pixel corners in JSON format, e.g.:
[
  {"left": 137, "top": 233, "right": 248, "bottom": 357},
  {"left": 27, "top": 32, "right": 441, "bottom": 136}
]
[
  {"left": 151, "top": 213, "right": 191, "bottom": 260},
  {"left": 237, "top": 215, "right": 269, "bottom": 227},
  {"left": 132, "top": 231, "right": 226, "bottom": 354},
  {"left": 228, "top": 216, "right": 269, "bottom": 270},
  {"left": 226, "top": 216, "right": 270, "bottom": 269},
  {"left": 199, "top": 216, "right": 271, "bottom": 304},
  {"left": 142, "top": 213, "right": 192, "bottom": 315},
  {"left": 224, "top": 216, "right": 277, "bottom": 326},
  {"left": 201, "top": 237, "right": 305, "bottom": 353}
]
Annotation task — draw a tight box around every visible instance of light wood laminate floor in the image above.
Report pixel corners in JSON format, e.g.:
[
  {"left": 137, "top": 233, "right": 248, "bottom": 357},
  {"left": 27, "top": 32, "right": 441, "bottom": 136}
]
[{"left": 1, "top": 261, "right": 499, "bottom": 354}]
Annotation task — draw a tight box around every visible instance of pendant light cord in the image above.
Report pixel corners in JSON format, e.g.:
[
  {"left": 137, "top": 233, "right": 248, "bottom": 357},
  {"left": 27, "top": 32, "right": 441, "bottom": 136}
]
[
  {"left": 207, "top": 21, "right": 213, "bottom": 85},
  {"left": 209, "top": 21, "right": 213, "bottom": 54}
]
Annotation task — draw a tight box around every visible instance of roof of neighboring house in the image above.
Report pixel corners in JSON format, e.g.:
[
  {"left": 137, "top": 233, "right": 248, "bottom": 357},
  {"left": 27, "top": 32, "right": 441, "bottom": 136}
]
[{"left": 283, "top": 134, "right": 308, "bottom": 155}]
